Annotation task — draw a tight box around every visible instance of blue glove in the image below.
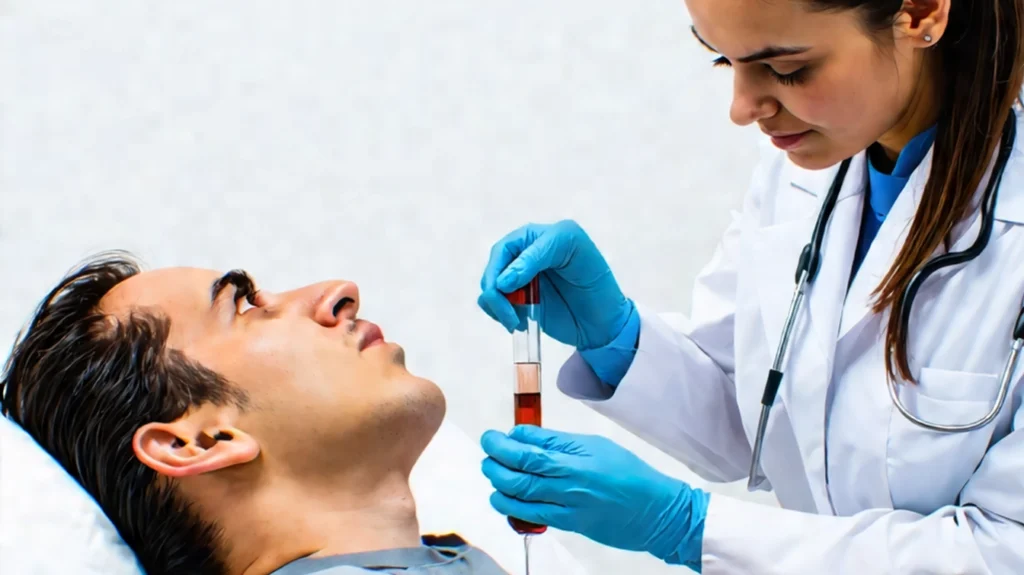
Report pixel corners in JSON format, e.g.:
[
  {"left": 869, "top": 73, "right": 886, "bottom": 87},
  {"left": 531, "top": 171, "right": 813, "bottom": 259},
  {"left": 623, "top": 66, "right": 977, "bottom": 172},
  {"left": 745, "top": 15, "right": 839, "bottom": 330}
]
[
  {"left": 480, "top": 425, "right": 711, "bottom": 571},
  {"left": 477, "top": 220, "right": 639, "bottom": 385}
]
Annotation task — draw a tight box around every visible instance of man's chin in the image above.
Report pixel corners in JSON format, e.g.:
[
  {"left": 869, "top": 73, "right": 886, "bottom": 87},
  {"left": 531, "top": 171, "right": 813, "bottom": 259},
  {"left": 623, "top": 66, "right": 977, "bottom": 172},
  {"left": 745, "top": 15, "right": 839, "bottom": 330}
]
[
  {"left": 387, "top": 370, "right": 445, "bottom": 417},
  {"left": 388, "top": 376, "right": 446, "bottom": 463},
  {"left": 389, "top": 343, "right": 406, "bottom": 366},
  {"left": 417, "top": 377, "right": 446, "bottom": 425}
]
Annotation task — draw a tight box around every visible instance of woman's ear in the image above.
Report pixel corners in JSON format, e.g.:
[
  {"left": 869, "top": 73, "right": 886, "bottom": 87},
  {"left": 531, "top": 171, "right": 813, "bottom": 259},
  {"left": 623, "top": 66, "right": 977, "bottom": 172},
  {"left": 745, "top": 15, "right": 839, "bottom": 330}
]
[
  {"left": 133, "top": 418, "right": 260, "bottom": 478},
  {"left": 895, "top": 0, "right": 951, "bottom": 47}
]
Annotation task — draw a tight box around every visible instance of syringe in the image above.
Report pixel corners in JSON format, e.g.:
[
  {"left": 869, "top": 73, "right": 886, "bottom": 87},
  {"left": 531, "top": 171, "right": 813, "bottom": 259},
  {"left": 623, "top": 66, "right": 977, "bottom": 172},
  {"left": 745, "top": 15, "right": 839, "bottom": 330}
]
[{"left": 504, "top": 276, "right": 547, "bottom": 539}]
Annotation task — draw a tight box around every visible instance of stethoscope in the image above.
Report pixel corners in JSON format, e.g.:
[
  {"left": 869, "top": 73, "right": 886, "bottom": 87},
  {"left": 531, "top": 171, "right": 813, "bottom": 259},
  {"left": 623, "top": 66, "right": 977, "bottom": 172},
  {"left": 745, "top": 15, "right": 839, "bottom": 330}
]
[{"left": 747, "top": 113, "right": 1024, "bottom": 491}]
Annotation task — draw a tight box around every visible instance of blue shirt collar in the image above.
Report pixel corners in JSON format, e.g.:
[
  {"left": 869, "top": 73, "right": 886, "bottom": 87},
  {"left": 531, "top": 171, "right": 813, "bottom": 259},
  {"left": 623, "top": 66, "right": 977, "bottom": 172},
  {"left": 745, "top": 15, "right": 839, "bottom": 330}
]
[{"left": 866, "top": 124, "right": 937, "bottom": 220}]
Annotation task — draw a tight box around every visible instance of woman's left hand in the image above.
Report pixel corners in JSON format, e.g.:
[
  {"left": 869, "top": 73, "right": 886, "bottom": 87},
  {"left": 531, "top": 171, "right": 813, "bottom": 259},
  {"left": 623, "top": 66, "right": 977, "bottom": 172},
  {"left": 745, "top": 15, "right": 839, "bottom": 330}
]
[{"left": 480, "top": 425, "right": 711, "bottom": 568}]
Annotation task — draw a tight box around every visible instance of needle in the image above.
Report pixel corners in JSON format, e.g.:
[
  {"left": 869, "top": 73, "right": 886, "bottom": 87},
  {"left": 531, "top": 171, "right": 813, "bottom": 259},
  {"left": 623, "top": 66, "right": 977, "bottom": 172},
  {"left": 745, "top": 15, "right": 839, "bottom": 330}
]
[{"left": 524, "top": 534, "right": 532, "bottom": 575}]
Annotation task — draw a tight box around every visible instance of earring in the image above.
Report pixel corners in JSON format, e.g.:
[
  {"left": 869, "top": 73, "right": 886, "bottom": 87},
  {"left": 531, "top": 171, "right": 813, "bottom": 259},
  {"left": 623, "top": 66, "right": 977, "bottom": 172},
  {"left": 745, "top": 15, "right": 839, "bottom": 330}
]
[{"left": 924, "top": 34, "right": 933, "bottom": 43}]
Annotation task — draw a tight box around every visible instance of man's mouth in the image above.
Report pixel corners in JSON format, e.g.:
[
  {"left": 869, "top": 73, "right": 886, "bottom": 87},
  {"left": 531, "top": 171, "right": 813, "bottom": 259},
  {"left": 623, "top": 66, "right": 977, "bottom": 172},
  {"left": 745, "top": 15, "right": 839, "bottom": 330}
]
[{"left": 357, "top": 320, "right": 386, "bottom": 351}]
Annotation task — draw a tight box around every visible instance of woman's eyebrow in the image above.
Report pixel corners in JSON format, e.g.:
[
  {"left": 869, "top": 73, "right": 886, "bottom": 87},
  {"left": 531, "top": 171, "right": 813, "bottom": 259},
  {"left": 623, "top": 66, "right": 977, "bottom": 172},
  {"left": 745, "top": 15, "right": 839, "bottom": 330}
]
[{"left": 690, "top": 26, "right": 810, "bottom": 63}]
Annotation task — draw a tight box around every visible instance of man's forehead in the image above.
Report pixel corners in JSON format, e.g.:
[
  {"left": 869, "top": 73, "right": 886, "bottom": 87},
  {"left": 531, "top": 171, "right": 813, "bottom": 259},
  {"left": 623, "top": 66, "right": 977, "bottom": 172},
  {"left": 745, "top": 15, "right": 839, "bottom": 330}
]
[{"left": 99, "top": 267, "right": 221, "bottom": 316}]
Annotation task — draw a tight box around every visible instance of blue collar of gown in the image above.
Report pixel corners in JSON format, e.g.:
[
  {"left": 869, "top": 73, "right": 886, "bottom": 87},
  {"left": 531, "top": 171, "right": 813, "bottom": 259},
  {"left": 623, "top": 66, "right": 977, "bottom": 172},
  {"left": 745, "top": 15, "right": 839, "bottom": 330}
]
[{"left": 866, "top": 124, "right": 937, "bottom": 220}]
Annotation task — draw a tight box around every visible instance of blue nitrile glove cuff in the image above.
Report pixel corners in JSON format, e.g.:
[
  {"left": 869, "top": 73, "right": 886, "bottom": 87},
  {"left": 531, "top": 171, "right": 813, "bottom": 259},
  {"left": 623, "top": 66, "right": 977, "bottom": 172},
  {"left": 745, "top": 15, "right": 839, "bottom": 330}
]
[
  {"left": 480, "top": 427, "right": 710, "bottom": 570},
  {"left": 579, "top": 300, "right": 640, "bottom": 387},
  {"left": 645, "top": 486, "right": 711, "bottom": 572}
]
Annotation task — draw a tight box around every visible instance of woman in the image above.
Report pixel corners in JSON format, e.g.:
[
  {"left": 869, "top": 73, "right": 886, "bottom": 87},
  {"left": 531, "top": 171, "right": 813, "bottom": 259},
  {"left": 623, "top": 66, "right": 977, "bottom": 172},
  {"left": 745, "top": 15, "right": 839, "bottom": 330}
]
[{"left": 476, "top": 1, "right": 1024, "bottom": 573}]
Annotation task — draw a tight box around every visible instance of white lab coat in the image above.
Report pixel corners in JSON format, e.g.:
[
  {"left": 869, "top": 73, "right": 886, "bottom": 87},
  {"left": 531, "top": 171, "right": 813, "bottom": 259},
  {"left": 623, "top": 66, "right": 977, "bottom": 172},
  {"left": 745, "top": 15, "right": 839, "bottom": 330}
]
[{"left": 558, "top": 112, "right": 1024, "bottom": 574}]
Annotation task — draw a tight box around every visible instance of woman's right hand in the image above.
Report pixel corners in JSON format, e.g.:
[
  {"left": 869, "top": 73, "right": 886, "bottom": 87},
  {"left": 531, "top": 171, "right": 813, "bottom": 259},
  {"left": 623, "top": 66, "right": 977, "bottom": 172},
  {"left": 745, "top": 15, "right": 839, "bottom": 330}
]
[{"left": 477, "top": 220, "right": 633, "bottom": 351}]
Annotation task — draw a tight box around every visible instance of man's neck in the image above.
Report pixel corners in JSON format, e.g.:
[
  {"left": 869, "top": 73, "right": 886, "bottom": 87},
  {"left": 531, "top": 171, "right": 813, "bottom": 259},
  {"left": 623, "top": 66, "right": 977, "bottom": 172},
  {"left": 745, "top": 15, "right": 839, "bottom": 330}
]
[{"left": 213, "top": 470, "right": 423, "bottom": 575}]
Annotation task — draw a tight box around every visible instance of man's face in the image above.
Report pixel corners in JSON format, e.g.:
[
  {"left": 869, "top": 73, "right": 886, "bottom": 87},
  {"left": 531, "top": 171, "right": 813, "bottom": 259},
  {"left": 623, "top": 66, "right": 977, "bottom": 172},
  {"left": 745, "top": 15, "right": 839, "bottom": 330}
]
[{"left": 100, "top": 267, "right": 446, "bottom": 479}]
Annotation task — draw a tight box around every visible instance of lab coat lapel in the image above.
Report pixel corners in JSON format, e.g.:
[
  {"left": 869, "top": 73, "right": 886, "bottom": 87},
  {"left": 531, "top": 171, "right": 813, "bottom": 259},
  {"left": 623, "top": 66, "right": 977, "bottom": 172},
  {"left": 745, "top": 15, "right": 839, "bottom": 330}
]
[
  {"left": 839, "top": 111, "right": 1024, "bottom": 339},
  {"left": 749, "top": 152, "right": 866, "bottom": 509},
  {"left": 946, "top": 126, "right": 1024, "bottom": 250},
  {"left": 839, "top": 149, "right": 933, "bottom": 340},
  {"left": 794, "top": 154, "right": 867, "bottom": 360},
  {"left": 752, "top": 154, "right": 866, "bottom": 358}
]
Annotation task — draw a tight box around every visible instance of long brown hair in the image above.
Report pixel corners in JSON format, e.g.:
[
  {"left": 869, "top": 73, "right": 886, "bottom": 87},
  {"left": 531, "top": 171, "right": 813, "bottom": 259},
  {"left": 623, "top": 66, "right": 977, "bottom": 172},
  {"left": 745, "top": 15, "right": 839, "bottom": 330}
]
[{"left": 810, "top": 0, "right": 1024, "bottom": 382}]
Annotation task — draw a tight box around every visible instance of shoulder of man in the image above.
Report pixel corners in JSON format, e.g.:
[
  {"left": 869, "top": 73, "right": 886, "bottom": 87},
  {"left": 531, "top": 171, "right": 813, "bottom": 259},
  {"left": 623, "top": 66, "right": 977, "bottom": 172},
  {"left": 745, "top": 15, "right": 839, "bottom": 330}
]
[
  {"left": 270, "top": 534, "right": 511, "bottom": 575},
  {"left": 421, "top": 533, "right": 511, "bottom": 574}
]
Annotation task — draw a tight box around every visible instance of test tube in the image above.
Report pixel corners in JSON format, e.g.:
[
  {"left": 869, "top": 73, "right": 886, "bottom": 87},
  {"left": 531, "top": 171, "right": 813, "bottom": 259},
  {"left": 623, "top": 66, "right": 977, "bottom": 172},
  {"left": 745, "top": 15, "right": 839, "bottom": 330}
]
[{"left": 504, "top": 277, "right": 547, "bottom": 536}]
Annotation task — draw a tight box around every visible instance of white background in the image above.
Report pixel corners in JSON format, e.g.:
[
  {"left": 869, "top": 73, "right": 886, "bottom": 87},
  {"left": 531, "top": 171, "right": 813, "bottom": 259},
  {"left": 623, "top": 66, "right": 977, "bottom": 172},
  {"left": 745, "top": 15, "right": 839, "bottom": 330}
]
[{"left": 0, "top": 1, "right": 778, "bottom": 573}]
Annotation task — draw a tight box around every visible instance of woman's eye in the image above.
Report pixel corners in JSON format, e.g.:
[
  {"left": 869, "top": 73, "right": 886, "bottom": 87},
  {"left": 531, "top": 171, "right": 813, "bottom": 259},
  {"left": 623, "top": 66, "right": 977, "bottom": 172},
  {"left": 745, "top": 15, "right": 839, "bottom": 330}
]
[
  {"left": 766, "top": 65, "right": 809, "bottom": 87},
  {"left": 711, "top": 56, "right": 809, "bottom": 87}
]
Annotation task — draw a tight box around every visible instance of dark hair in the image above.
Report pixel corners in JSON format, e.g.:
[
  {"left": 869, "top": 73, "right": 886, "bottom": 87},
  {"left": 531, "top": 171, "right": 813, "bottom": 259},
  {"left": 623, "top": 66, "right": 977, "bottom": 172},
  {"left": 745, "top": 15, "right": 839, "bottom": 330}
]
[
  {"left": 0, "top": 252, "right": 250, "bottom": 575},
  {"left": 809, "top": 0, "right": 1024, "bottom": 381}
]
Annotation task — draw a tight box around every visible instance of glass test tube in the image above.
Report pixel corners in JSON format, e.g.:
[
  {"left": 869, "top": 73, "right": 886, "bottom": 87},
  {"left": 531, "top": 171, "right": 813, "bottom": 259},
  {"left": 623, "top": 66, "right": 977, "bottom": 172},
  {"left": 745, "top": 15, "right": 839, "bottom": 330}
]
[{"left": 505, "top": 277, "right": 547, "bottom": 536}]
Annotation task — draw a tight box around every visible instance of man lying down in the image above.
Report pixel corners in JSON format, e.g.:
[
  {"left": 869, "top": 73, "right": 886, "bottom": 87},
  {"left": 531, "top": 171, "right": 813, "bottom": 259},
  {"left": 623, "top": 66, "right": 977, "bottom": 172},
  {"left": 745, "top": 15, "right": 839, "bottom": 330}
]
[{"left": 0, "top": 252, "right": 510, "bottom": 575}]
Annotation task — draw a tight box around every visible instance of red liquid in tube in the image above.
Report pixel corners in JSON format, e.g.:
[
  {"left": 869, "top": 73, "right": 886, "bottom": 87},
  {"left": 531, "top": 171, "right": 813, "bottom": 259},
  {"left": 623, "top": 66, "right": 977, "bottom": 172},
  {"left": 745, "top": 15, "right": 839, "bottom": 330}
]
[
  {"left": 505, "top": 278, "right": 547, "bottom": 536},
  {"left": 510, "top": 389, "right": 547, "bottom": 535},
  {"left": 505, "top": 277, "right": 540, "bottom": 305},
  {"left": 515, "top": 391, "right": 542, "bottom": 427}
]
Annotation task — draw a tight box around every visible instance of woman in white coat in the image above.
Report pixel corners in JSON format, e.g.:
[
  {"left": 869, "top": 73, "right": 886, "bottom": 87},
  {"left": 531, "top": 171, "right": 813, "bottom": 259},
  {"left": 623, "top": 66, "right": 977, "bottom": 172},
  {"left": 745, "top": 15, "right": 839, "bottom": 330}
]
[{"left": 476, "top": 0, "right": 1024, "bottom": 573}]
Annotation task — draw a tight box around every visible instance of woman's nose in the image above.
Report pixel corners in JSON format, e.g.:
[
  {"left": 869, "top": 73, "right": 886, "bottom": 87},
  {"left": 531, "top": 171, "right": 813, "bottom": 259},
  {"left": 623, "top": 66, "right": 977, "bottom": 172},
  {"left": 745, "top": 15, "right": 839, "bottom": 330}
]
[{"left": 730, "top": 73, "right": 778, "bottom": 126}]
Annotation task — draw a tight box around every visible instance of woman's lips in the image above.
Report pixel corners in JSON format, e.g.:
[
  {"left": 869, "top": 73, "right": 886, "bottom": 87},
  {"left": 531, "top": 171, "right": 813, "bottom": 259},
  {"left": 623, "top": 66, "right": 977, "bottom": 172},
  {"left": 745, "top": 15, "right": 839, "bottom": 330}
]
[{"left": 768, "top": 130, "right": 811, "bottom": 151}]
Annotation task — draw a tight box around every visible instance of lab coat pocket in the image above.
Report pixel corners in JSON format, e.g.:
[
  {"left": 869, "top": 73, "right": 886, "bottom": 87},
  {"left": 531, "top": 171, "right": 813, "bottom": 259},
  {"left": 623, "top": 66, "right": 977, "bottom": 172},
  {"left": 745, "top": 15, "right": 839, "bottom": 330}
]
[{"left": 886, "top": 367, "right": 1001, "bottom": 515}]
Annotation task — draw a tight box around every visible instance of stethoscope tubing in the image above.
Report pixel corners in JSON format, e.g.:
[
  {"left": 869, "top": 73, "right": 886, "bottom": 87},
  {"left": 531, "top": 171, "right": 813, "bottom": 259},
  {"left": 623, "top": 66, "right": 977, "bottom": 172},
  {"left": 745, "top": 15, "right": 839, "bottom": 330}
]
[{"left": 747, "top": 114, "right": 1020, "bottom": 491}]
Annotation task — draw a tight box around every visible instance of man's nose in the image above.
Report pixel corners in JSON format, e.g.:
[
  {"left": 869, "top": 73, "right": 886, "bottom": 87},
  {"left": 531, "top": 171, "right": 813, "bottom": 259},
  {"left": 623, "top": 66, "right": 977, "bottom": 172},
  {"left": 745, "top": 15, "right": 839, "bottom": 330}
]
[
  {"left": 313, "top": 281, "right": 360, "bottom": 326},
  {"left": 273, "top": 280, "right": 360, "bottom": 326}
]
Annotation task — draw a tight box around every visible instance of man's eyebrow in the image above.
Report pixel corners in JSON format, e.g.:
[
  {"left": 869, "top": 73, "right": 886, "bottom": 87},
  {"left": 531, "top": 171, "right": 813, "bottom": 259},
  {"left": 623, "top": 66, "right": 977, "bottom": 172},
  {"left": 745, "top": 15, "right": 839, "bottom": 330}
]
[
  {"left": 690, "top": 26, "right": 810, "bottom": 63},
  {"left": 210, "top": 270, "right": 256, "bottom": 307}
]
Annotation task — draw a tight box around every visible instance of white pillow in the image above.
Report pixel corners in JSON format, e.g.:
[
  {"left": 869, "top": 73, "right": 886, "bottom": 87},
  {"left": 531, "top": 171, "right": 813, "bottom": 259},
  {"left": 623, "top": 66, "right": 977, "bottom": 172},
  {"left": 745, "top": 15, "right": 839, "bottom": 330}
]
[
  {"left": 0, "top": 414, "right": 589, "bottom": 575},
  {"left": 0, "top": 417, "right": 144, "bottom": 575}
]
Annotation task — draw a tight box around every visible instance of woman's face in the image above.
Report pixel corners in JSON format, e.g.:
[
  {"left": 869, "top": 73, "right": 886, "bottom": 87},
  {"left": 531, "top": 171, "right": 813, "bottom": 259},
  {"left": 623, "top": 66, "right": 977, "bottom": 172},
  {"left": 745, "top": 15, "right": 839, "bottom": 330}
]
[{"left": 685, "top": 0, "right": 925, "bottom": 169}]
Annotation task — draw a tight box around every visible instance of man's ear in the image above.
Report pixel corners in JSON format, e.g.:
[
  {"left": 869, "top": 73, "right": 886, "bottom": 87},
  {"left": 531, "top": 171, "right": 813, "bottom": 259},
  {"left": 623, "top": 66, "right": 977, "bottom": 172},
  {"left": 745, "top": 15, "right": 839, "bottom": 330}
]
[
  {"left": 895, "top": 0, "right": 951, "bottom": 47},
  {"left": 133, "top": 415, "right": 260, "bottom": 478}
]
